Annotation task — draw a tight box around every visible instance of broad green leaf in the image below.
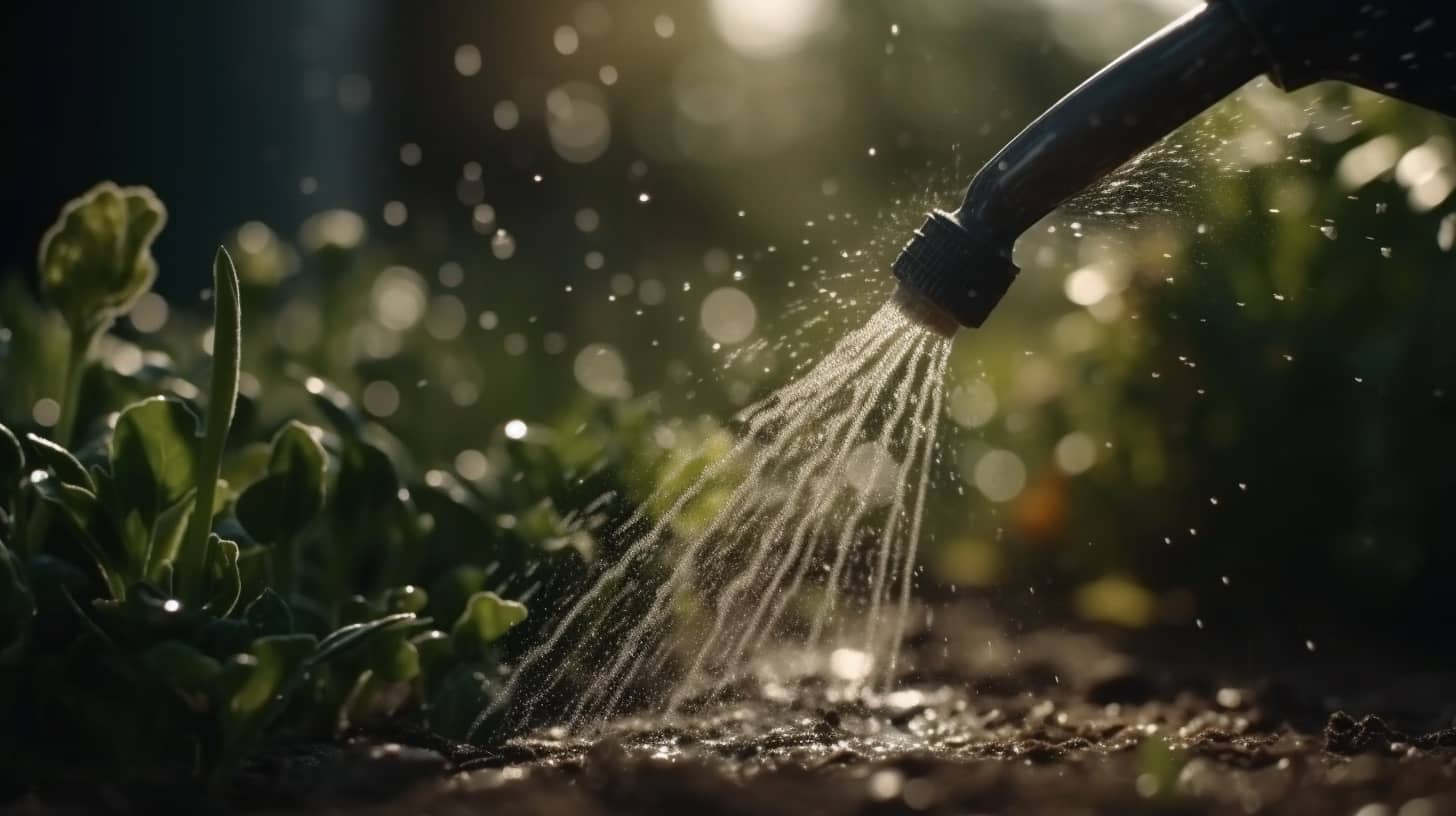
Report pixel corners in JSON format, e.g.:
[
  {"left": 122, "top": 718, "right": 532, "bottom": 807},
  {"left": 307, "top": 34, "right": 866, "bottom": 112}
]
[
  {"left": 313, "top": 612, "right": 416, "bottom": 666},
  {"left": 350, "top": 627, "right": 424, "bottom": 697},
  {"left": 0, "top": 422, "right": 22, "bottom": 509},
  {"left": 201, "top": 535, "right": 242, "bottom": 618},
  {"left": 372, "top": 638, "right": 420, "bottom": 684},
  {"left": 110, "top": 397, "right": 200, "bottom": 530},
  {"left": 236, "top": 421, "right": 325, "bottom": 544},
  {"left": 451, "top": 591, "right": 527, "bottom": 658},
  {"left": 340, "top": 594, "right": 385, "bottom": 626},
  {"left": 431, "top": 666, "right": 493, "bottom": 741},
  {"left": 37, "top": 182, "right": 167, "bottom": 338},
  {"left": 28, "top": 473, "right": 125, "bottom": 598},
  {"left": 334, "top": 441, "right": 401, "bottom": 517},
  {"left": 382, "top": 584, "right": 428, "bottom": 615},
  {"left": 220, "top": 442, "right": 272, "bottom": 494},
  {"left": 180, "top": 247, "right": 242, "bottom": 604},
  {"left": 0, "top": 538, "right": 35, "bottom": 664},
  {"left": 299, "top": 373, "right": 364, "bottom": 438},
  {"left": 141, "top": 640, "right": 222, "bottom": 692},
  {"left": 24, "top": 433, "right": 95, "bottom": 491},
  {"left": 143, "top": 489, "right": 196, "bottom": 582},
  {"left": 201, "top": 618, "right": 256, "bottom": 658},
  {"left": 227, "top": 634, "right": 316, "bottom": 726},
  {"left": 89, "top": 464, "right": 161, "bottom": 585},
  {"left": 428, "top": 565, "right": 487, "bottom": 625},
  {"left": 410, "top": 629, "right": 452, "bottom": 671}
]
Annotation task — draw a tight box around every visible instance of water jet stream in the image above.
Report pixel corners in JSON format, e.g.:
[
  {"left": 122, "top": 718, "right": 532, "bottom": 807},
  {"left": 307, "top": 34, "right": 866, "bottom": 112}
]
[{"left": 479, "top": 298, "right": 955, "bottom": 737}]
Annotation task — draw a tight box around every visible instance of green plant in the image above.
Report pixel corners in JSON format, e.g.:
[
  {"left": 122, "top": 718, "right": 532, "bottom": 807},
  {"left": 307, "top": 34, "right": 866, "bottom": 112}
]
[{"left": 0, "top": 184, "right": 628, "bottom": 799}]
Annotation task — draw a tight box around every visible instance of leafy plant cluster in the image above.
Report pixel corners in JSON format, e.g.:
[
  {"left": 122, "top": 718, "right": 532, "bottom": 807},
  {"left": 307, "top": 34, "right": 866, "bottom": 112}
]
[{"left": 0, "top": 184, "right": 632, "bottom": 796}]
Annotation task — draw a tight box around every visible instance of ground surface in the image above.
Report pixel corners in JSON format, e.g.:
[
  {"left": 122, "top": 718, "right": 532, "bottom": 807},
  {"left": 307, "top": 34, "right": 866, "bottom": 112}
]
[
  {"left": 8, "top": 604, "right": 1453, "bottom": 815},
  {"left": 231, "top": 603, "right": 1456, "bottom": 816}
]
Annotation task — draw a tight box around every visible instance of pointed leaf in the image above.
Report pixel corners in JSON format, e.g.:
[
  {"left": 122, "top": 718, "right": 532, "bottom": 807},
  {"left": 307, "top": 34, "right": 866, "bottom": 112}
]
[
  {"left": 0, "top": 422, "right": 22, "bottom": 509},
  {"left": 29, "top": 473, "right": 126, "bottom": 598},
  {"left": 25, "top": 433, "right": 94, "bottom": 491},
  {"left": 313, "top": 612, "right": 417, "bottom": 666},
  {"left": 179, "top": 248, "right": 241, "bottom": 604},
  {"left": 244, "top": 588, "right": 293, "bottom": 636}
]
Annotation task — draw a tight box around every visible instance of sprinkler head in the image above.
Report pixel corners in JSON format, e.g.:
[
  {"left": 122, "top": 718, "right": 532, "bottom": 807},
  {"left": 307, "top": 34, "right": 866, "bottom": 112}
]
[{"left": 891, "top": 210, "right": 1019, "bottom": 330}]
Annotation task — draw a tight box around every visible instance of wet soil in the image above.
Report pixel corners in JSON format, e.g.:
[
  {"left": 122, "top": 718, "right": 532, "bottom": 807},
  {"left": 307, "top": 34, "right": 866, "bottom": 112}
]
[
  {"left": 10, "top": 603, "right": 1455, "bottom": 815},
  {"left": 265, "top": 604, "right": 1456, "bottom": 815}
]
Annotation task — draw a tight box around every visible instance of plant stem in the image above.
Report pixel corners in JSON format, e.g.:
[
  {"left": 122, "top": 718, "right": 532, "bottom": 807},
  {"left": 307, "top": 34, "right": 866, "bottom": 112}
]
[
  {"left": 179, "top": 248, "right": 242, "bottom": 603},
  {"left": 53, "top": 327, "right": 97, "bottom": 449}
]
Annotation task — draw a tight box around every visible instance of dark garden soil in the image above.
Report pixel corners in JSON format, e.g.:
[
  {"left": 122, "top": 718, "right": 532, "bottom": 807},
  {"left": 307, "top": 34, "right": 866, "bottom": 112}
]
[{"left": 13, "top": 602, "right": 1456, "bottom": 816}]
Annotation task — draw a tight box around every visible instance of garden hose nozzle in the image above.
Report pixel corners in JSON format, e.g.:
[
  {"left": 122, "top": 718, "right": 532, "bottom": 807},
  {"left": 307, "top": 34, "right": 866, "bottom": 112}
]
[
  {"left": 892, "top": 211, "right": 1015, "bottom": 332},
  {"left": 894, "top": 0, "right": 1455, "bottom": 333}
]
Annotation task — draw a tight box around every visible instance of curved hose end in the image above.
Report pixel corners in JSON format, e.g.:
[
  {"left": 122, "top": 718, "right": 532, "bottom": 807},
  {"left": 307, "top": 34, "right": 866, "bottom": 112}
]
[{"left": 891, "top": 211, "right": 1019, "bottom": 330}]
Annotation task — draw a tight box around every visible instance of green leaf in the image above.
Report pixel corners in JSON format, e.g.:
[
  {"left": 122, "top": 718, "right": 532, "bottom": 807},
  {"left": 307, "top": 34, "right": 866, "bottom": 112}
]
[
  {"left": 201, "top": 535, "right": 242, "bottom": 618},
  {"left": 313, "top": 612, "right": 417, "bottom": 666},
  {"left": 226, "top": 634, "right": 317, "bottom": 736},
  {"left": 37, "top": 182, "right": 167, "bottom": 338},
  {"left": 382, "top": 584, "right": 429, "bottom": 615},
  {"left": 0, "top": 538, "right": 35, "bottom": 664},
  {"left": 451, "top": 591, "right": 527, "bottom": 658},
  {"left": 369, "top": 635, "right": 421, "bottom": 684},
  {"left": 179, "top": 247, "right": 242, "bottom": 604},
  {"left": 0, "top": 422, "right": 22, "bottom": 510},
  {"left": 221, "top": 442, "right": 273, "bottom": 493},
  {"left": 110, "top": 396, "right": 200, "bottom": 530},
  {"left": 430, "top": 667, "right": 494, "bottom": 741},
  {"left": 299, "top": 374, "right": 365, "bottom": 438},
  {"left": 410, "top": 629, "right": 452, "bottom": 671},
  {"left": 24, "top": 433, "right": 95, "bottom": 491},
  {"left": 334, "top": 441, "right": 402, "bottom": 517},
  {"left": 141, "top": 640, "right": 222, "bottom": 692},
  {"left": 244, "top": 588, "right": 293, "bottom": 636},
  {"left": 143, "top": 488, "right": 196, "bottom": 582},
  {"left": 428, "top": 565, "right": 487, "bottom": 625},
  {"left": 236, "top": 421, "right": 326, "bottom": 544},
  {"left": 28, "top": 473, "right": 126, "bottom": 598}
]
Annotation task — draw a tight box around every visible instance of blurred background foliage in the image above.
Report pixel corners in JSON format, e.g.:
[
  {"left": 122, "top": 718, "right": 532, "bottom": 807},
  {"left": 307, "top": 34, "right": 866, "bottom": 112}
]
[{"left": 5, "top": 0, "right": 1455, "bottom": 645}]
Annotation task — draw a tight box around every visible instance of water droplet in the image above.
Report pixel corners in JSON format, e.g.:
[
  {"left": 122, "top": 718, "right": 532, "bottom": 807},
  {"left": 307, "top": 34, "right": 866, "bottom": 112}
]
[
  {"left": 31, "top": 398, "right": 60, "bottom": 427},
  {"left": 453, "top": 45, "right": 481, "bottom": 77},
  {"left": 553, "top": 25, "right": 580, "bottom": 55}
]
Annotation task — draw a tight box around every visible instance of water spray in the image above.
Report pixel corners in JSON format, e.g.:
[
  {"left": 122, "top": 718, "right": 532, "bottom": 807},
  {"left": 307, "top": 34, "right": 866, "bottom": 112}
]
[{"left": 893, "top": 0, "right": 1456, "bottom": 334}]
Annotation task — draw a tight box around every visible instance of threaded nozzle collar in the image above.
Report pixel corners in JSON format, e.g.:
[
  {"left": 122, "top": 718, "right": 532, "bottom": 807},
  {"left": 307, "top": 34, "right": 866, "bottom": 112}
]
[{"left": 891, "top": 211, "right": 1019, "bottom": 329}]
